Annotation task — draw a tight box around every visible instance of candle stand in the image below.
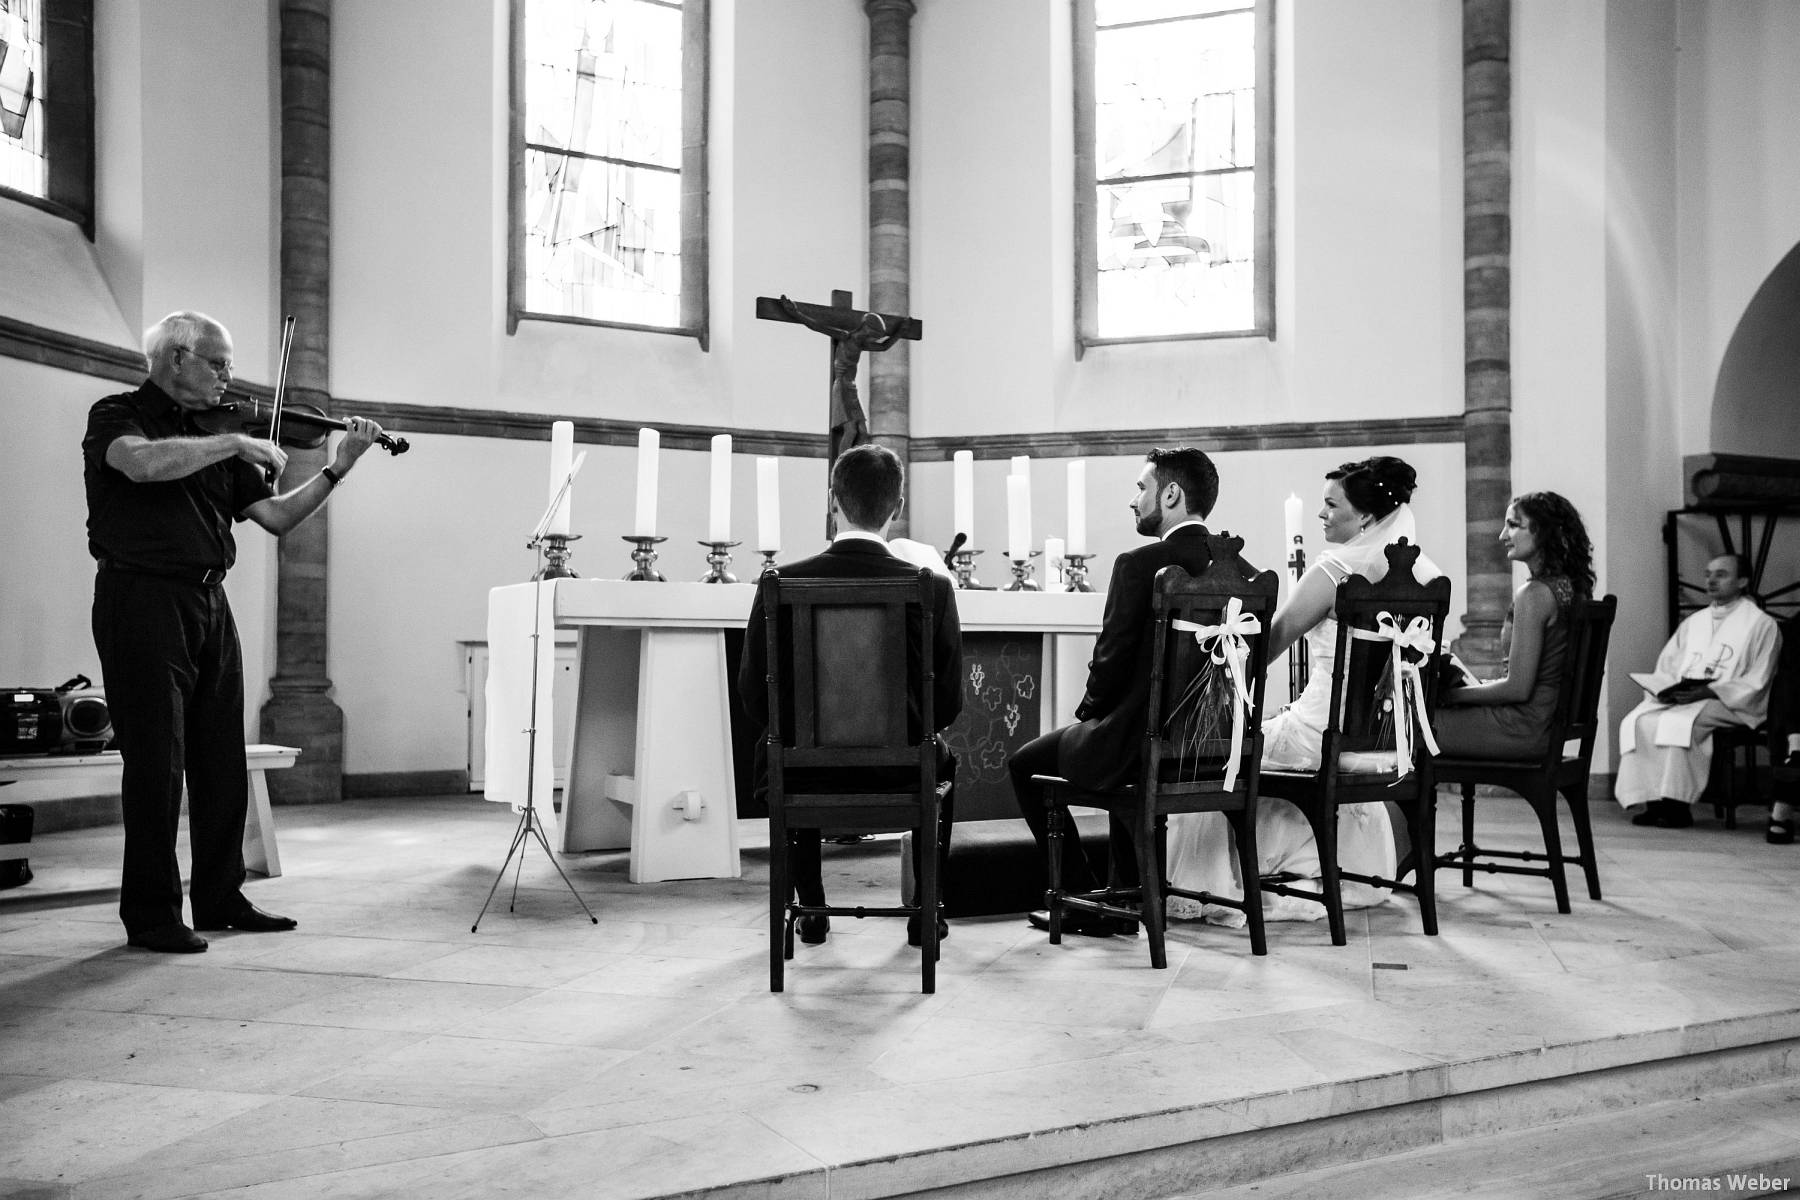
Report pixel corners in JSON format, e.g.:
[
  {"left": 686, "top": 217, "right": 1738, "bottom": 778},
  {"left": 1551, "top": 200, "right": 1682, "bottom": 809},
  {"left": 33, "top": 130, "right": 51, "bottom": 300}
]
[
  {"left": 1004, "top": 552, "right": 1042, "bottom": 592},
  {"left": 699, "top": 540, "right": 740, "bottom": 584},
  {"left": 950, "top": 548, "right": 985, "bottom": 590},
  {"left": 623, "top": 535, "right": 668, "bottom": 582},
  {"left": 1287, "top": 544, "right": 1310, "bottom": 694},
  {"left": 758, "top": 549, "right": 779, "bottom": 575},
  {"left": 532, "top": 533, "right": 581, "bottom": 581},
  {"left": 1061, "top": 553, "right": 1095, "bottom": 592}
]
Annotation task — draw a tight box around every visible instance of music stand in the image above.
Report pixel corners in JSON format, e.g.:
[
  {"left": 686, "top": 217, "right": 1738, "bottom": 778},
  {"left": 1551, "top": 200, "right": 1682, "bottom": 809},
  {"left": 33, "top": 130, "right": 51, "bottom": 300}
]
[{"left": 472, "top": 452, "right": 599, "bottom": 931}]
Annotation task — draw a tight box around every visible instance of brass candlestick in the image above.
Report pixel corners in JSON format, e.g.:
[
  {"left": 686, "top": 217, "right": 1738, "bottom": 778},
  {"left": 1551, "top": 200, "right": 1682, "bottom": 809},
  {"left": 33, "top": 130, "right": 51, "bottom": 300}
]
[
  {"left": 951, "top": 548, "right": 985, "bottom": 590},
  {"left": 1005, "top": 552, "right": 1042, "bottom": 592},
  {"left": 700, "top": 540, "right": 740, "bottom": 584},
  {"left": 758, "top": 549, "right": 779, "bottom": 574},
  {"left": 533, "top": 533, "right": 581, "bottom": 581},
  {"left": 1061, "top": 552, "right": 1095, "bottom": 592},
  {"left": 623, "top": 535, "right": 667, "bottom": 581}
]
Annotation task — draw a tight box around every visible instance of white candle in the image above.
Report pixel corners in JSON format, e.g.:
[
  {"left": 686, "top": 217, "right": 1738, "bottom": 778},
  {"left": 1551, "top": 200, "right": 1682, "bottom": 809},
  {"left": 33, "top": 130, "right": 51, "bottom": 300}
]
[
  {"left": 1044, "top": 536, "right": 1066, "bottom": 592},
  {"left": 546, "top": 420, "right": 574, "bottom": 537},
  {"left": 1066, "top": 460, "right": 1087, "bottom": 556},
  {"left": 952, "top": 450, "right": 975, "bottom": 545},
  {"left": 1284, "top": 492, "right": 1303, "bottom": 548},
  {"left": 634, "top": 428, "right": 660, "bottom": 538},
  {"left": 756, "top": 457, "right": 780, "bottom": 552},
  {"left": 708, "top": 434, "right": 732, "bottom": 543},
  {"left": 1010, "top": 455, "right": 1031, "bottom": 485},
  {"left": 1006, "top": 474, "right": 1032, "bottom": 561}
]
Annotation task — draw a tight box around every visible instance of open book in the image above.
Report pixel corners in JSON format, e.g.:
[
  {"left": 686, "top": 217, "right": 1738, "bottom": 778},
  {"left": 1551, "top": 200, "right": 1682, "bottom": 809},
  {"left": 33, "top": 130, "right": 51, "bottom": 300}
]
[{"left": 1630, "top": 671, "right": 1678, "bottom": 697}]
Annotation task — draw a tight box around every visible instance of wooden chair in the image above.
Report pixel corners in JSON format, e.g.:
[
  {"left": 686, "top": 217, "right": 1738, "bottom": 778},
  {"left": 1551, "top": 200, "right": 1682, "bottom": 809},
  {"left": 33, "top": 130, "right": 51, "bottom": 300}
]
[
  {"left": 1258, "top": 541, "right": 1453, "bottom": 946},
  {"left": 1434, "top": 596, "right": 1618, "bottom": 911},
  {"left": 1707, "top": 720, "right": 1770, "bottom": 829},
  {"left": 759, "top": 570, "right": 950, "bottom": 993},
  {"left": 1035, "top": 540, "right": 1280, "bottom": 966}
]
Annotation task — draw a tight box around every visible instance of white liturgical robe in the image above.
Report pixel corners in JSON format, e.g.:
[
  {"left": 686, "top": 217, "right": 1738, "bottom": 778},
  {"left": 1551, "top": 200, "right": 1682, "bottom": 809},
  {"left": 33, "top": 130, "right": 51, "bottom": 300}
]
[{"left": 1615, "top": 598, "right": 1781, "bottom": 808}]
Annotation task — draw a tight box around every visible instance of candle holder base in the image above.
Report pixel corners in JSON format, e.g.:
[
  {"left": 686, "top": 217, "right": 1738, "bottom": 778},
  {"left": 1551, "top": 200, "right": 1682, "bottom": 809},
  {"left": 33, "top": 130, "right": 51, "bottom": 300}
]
[
  {"left": 758, "top": 549, "right": 779, "bottom": 575},
  {"left": 699, "top": 540, "right": 741, "bottom": 584},
  {"left": 1062, "top": 553, "right": 1096, "bottom": 593},
  {"left": 1005, "top": 553, "right": 1042, "bottom": 592},
  {"left": 951, "top": 548, "right": 987, "bottom": 590},
  {"left": 623, "top": 535, "right": 668, "bottom": 581},
  {"left": 531, "top": 533, "right": 582, "bottom": 581}
]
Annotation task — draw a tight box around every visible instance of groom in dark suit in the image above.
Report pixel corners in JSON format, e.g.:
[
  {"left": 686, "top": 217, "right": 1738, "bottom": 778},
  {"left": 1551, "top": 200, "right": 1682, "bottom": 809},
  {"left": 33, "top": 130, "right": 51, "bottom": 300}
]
[
  {"left": 739, "top": 443, "right": 963, "bottom": 947},
  {"left": 1008, "top": 446, "right": 1221, "bottom": 937}
]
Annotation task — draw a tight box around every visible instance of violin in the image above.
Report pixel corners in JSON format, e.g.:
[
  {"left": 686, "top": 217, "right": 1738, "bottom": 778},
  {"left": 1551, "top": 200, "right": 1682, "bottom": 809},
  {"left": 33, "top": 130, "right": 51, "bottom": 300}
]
[{"left": 190, "top": 314, "right": 409, "bottom": 459}]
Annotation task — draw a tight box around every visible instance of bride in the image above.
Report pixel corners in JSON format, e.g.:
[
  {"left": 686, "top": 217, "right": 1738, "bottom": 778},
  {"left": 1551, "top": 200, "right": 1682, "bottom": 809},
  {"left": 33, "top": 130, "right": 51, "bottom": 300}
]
[{"left": 1165, "top": 456, "right": 1444, "bottom": 925}]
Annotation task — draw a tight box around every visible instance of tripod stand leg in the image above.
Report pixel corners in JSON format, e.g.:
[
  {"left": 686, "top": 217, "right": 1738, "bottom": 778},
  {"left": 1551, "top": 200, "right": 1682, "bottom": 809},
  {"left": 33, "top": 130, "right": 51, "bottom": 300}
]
[
  {"left": 526, "top": 814, "right": 599, "bottom": 923},
  {"left": 472, "top": 808, "right": 533, "bottom": 932}
]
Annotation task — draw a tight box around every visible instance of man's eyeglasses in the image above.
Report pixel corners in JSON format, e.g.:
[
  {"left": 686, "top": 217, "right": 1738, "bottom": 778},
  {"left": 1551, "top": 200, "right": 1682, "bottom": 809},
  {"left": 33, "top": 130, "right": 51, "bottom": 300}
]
[{"left": 177, "top": 346, "right": 233, "bottom": 376}]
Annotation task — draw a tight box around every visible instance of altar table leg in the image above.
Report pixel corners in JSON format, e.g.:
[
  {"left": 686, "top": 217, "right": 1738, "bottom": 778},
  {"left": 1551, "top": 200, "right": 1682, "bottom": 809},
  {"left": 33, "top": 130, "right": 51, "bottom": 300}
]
[
  {"left": 561, "top": 627, "right": 640, "bottom": 854},
  {"left": 629, "top": 628, "right": 741, "bottom": 883}
]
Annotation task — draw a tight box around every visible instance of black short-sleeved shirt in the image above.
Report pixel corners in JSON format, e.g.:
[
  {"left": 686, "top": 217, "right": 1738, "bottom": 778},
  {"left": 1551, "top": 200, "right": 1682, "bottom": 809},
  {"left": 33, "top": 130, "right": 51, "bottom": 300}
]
[{"left": 83, "top": 380, "right": 276, "bottom": 573}]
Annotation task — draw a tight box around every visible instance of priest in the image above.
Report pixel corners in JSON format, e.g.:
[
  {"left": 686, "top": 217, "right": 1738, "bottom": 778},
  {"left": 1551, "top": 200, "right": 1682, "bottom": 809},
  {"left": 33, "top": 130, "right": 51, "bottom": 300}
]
[{"left": 1616, "top": 554, "right": 1781, "bottom": 828}]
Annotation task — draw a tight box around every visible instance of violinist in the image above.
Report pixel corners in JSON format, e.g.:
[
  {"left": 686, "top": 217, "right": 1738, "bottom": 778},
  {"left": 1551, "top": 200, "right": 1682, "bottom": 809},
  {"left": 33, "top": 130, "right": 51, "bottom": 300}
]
[{"left": 83, "top": 310, "right": 386, "bottom": 953}]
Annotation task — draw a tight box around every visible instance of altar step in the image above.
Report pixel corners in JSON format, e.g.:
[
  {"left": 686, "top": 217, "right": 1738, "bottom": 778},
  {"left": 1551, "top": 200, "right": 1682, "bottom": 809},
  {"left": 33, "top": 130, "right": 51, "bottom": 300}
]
[{"left": 811, "top": 1025, "right": 1800, "bottom": 1200}]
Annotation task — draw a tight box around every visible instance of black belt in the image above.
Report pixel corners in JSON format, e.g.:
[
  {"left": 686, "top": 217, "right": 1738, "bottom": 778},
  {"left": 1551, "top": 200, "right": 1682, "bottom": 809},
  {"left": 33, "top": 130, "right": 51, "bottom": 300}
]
[{"left": 98, "top": 560, "right": 227, "bottom": 586}]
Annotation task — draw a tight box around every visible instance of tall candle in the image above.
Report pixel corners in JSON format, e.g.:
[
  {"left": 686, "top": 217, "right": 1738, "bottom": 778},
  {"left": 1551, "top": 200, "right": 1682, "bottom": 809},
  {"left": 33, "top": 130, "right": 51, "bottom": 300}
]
[
  {"left": 633, "top": 428, "right": 660, "bottom": 537},
  {"left": 1010, "top": 455, "right": 1031, "bottom": 485},
  {"left": 1043, "top": 535, "right": 1066, "bottom": 593},
  {"left": 1006, "top": 474, "right": 1032, "bottom": 561},
  {"left": 952, "top": 450, "right": 975, "bottom": 545},
  {"left": 708, "top": 434, "right": 732, "bottom": 543},
  {"left": 1284, "top": 492, "right": 1303, "bottom": 547},
  {"left": 1066, "top": 460, "right": 1088, "bottom": 555},
  {"left": 756, "top": 457, "right": 780, "bottom": 552},
  {"left": 546, "top": 420, "right": 574, "bottom": 537}
]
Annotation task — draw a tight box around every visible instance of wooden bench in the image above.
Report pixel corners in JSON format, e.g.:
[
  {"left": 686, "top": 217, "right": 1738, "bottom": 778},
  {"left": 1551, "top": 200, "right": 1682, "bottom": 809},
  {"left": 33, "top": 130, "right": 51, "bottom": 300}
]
[{"left": 0, "top": 743, "right": 299, "bottom": 877}]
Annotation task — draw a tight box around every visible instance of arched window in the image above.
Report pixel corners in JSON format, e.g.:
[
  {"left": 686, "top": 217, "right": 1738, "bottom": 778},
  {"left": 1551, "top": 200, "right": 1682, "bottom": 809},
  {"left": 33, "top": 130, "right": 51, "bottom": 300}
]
[
  {"left": 509, "top": 0, "right": 709, "bottom": 346},
  {"left": 1074, "top": 0, "right": 1272, "bottom": 355},
  {"left": 0, "top": 0, "right": 95, "bottom": 237}
]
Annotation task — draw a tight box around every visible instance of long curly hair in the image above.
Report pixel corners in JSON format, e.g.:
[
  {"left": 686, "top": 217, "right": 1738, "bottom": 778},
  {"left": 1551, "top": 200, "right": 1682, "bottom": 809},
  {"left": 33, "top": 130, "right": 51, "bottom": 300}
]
[{"left": 1512, "top": 491, "right": 1594, "bottom": 598}]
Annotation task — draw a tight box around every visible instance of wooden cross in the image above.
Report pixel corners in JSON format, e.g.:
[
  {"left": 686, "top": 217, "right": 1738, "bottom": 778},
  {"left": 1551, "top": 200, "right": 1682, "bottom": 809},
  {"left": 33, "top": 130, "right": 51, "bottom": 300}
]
[{"left": 755, "top": 289, "right": 923, "bottom": 535}]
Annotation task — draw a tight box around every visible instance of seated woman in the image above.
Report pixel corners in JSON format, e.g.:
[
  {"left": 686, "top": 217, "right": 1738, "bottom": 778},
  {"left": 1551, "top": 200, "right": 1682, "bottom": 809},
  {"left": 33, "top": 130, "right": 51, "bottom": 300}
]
[
  {"left": 1165, "top": 456, "right": 1444, "bottom": 924},
  {"left": 1435, "top": 491, "right": 1594, "bottom": 758}
]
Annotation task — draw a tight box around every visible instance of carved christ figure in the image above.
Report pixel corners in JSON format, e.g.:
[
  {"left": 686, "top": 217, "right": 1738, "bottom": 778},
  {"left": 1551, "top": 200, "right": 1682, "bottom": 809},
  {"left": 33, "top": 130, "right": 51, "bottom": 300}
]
[{"left": 777, "top": 294, "right": 907, "bottom": 466}]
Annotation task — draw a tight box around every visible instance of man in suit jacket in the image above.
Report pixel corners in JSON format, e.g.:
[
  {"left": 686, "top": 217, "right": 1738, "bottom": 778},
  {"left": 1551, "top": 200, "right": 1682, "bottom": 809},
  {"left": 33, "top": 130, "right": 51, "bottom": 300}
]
[
  {"left": 1008, "top": 446, "right": 1220, "bottom": 937},
  {"left": 739, "top": 443, "right": 963, "bottom": 946}
]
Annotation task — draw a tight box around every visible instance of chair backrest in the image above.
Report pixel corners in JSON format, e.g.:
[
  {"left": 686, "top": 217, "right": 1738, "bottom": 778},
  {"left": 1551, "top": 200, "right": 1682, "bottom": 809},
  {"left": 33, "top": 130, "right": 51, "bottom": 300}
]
[
  {"left": 1323, "top": 539, "right": 1454, "bottom": 768},
  {"left": 1548, "top": 594, "right": 1618, "bottom": 769},
  {"left": 1141, "top": 534, "right": 1281, "bottom": 795},
  {"left": 757, "top": 570, "right": 938, "bottom": 791}
]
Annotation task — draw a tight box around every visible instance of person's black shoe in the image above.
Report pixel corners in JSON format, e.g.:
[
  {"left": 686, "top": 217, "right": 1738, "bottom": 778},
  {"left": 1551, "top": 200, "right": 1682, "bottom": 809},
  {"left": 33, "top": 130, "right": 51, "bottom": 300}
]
[
  {"left": 193, "top": 902, "right": 298, "bottom": 933},
  {"left": 907, "top": 914, "right": 949, "bottom": 947},
  {"left": 1768, "top": 818, "right": 1795, "bottom": 845},
  {"left": 1028, "top": 909, "right": 1137, "bottom": 938},
  {"left": 1631, "top": 799, "right": 1692, "bottom": 828},
  {"left": 797, "top": 914, "right": 830, "bottom": 945},
  {"left": 126, "top": 924, "right": 208, "bottom": 953}
]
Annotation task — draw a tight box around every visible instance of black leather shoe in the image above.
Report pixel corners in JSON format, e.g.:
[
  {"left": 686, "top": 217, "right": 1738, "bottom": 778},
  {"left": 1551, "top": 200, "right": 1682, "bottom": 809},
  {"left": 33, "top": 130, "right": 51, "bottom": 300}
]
[
  {"left": 1027, "top": 909, "right": 1125, "bottom": 938},
  {"left": 797, "top": 914, "right": 830, "bottom": 945},
  {"left": 193, "top": 902, "right": 298, "bottom": 933},
  {"left": 1631, "top": 800, "right": 1693, "bottom": 829},
  {"left": 907, "top": 914, "right": 949, "bottom": 946},
  {"left": 1768, "top": 819, "right": 1795, "bottom": 845},
  {"left": 126, "top": 924, "right": 208, "bottom": 953}
]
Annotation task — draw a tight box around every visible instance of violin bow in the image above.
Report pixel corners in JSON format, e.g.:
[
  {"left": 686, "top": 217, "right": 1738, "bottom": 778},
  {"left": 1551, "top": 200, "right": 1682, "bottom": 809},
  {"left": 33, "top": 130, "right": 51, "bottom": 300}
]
[{"left": 267, "top": 315, "right": 297, "bottom": 469}]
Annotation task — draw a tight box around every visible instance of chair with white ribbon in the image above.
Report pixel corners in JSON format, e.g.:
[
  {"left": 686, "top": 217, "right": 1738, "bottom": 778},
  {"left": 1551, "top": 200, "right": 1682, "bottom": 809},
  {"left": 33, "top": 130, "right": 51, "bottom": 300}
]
[
  {"left": 1259, "top": 540, "right": 1453, "bottom": 945},
  {"left": 1034, "top": 537, "right": 1280, "bottom": 965}
]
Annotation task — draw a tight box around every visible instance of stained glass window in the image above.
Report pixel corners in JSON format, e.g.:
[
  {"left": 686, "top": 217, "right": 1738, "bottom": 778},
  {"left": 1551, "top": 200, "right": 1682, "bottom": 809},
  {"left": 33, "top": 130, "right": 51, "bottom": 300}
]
[
  {"left": 515, "top": 0, "right": 705, "bottom": 335},
  {"left": 0, "top": 0, "right": 46, "bottom": 197},
  {"left": 1077, "top": 0, "right": 1272, "bottom": 348}
]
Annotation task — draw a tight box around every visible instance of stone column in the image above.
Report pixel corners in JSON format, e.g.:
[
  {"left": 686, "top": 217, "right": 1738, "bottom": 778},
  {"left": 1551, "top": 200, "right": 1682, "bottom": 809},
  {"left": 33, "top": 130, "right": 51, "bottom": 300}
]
[
  {"left": 865, "top": 0, "right": 915, "bottom": 534},
  {"left": 260, "top": 0, "right": 343, "bottom": 804},
  {"left": 1456, "top": 0, "right": 1512, "bottom": 672}
]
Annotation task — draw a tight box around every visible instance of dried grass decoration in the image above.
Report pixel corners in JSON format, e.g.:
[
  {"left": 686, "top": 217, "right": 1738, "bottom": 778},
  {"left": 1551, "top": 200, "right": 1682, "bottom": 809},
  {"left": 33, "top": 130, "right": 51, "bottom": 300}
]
[
  {"left": 1168, "top": 598, "right": 1262, "bottom": 789},
  {"left": 1349, "top": 611, "right": 1442, "bottom": 779}
]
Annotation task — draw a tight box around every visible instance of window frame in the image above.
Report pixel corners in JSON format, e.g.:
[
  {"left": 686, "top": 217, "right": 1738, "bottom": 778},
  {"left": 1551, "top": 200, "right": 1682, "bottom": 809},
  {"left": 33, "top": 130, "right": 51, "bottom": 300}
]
[
  {"left": 507, "top": 0, "right": 710, "bottom": 348},
  {"left": 1073, "top": 0, "right": 1273, "bottom": 358},
  {"left": 0, "top": 0, "right": 95, "bottom": 239}
]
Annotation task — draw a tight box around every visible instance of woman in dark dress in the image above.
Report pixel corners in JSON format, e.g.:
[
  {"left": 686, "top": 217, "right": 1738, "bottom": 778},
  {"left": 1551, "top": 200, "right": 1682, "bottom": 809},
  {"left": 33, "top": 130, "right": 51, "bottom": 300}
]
[{"left": 1436, "top": 491, "right": 1594, "bottom": 757}]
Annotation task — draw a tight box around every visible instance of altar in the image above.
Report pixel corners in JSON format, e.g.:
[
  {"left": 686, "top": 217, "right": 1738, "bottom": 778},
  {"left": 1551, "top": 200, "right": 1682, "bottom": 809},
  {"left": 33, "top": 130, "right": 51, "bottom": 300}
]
[{"left": 484, "top": 579, "right": 1104, "bottom": 883}]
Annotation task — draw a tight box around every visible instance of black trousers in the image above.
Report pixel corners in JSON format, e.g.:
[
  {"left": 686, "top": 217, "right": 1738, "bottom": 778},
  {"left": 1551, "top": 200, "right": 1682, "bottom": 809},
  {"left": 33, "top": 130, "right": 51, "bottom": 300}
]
[
  {"left": 1008, "top": 726, "right": 1138, "bottom": 896},
  {"left": 785, "top": 741, "right": 957, "bottom": 907},
  {"left": 93, "top": 571, "right": 249, "bottom": 933}
]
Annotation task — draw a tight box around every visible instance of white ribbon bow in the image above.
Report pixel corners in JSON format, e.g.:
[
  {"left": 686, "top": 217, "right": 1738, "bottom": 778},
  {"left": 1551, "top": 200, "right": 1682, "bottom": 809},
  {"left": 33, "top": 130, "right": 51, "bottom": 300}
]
[
  {"left": 1351, "top": 611, "right": 1442, "bottom": 779},
  {"left": 1171, "top": 597, "right": 1263, "bottom": 790}
]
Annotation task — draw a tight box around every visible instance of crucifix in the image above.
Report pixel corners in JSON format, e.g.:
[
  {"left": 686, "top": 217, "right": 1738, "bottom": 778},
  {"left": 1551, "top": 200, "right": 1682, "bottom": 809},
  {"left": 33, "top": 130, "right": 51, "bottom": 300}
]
[{"left": 755, "top": 289, "right": 924, "bottom": 536}]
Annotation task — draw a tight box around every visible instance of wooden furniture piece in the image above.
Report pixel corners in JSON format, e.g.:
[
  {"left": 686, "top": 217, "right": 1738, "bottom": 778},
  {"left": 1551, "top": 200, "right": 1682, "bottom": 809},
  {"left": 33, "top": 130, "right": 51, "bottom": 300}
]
[
  {"left": 1707, "top": 720, "right": 1770, "bottom": 830},
  {"left": 1033, "top": 544, "right": 1281, "bottom": 966},
  {"left": 1434, "top": 595, "right": 1617, "bottom": 913},
  {"left": 484, "top": 579, "right": 1103, "bottom": 884},
  {"left": 1259, "top": 542, "right": 1452, "bottom": 946},
  {"left": 759, "top": 571, "right": 950, "bottom": 993},
  {"left": 0, "top": 743, "right": 299, "bottom": 878}
]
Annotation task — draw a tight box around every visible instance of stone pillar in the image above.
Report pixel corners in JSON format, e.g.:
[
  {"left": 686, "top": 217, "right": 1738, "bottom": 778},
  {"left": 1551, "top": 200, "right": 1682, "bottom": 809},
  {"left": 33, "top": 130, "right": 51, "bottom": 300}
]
[
  {"left": 1456, "top": 0, "right": 1512, "bottom": 673},
  {"left": 260, "top": 0, "right": 344, "bottom": 804},
  {"left": 865, "top": 0, "right": 915, "bottom": 534}
]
